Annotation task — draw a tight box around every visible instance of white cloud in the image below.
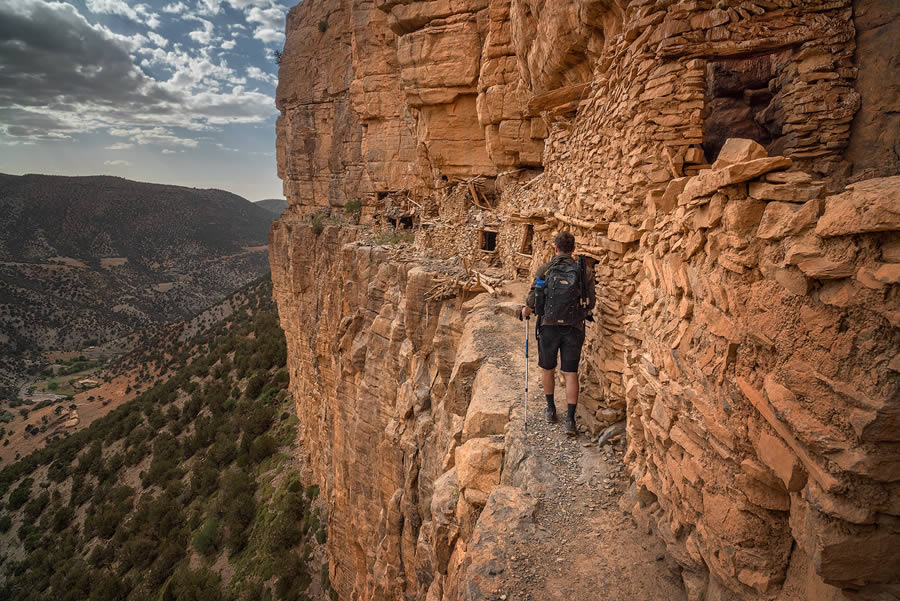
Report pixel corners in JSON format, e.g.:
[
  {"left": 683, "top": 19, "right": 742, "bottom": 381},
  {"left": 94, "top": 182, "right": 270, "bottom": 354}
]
[
  {"left": 189, "top": 30, "right": 213, "bottom": 44},
  {"left": 161, "top": 148, "right": 176, "bottom": 154},
  {"left": 253, "top": 28, "right": 283, "bottom": 44},
  {"left": 85, "top": 0, "right": 160, "bottom": 29},
  {"left": 0, "top": 0, "right": 276, "bottom": 147},
  {"left": 200, "top": 0, "right": 277, "bottom": 13},
  {"left": 245, "top": 5, "right": 283, "bottom": 29},
  {"left": 199, "top": 0, "right": 273, "bottom": 15},
  {"left": 3, "top": 123, "right": 73, "bottom": 141},
  {"left": 162, "top": 2, "right": 187, "bottom": 13},
  {"left": 141, "top": 45, "right": 239, "bottom": 93},
  {"left": 186, "top": 16, "right": 215, "bottom": 45},
  {"left": 245, "top": 5, "right": 286, "bottom": 45},
  {"left": 197, "top": 0, "right": 223, "bottom": 15},
  {"left": 105, "top": 142, "right": 134, "bottom": 150},
  {"left": 148, "top": 32, "right": 169, "bottom": 48},
  {"left": 187, "top": 86, "right": 274, "bottom": 125},
  {"left": 104, "top": 159, "right": 131, "bottom": 166},
  {"left": 109, "top": 126, "right": 200, "bottom": 147},
  {"left": 228, "top": 0, "right": 276, "bottom": 8},
  {"left": 221, "top": 40, "right": 236, "bottom": 50},
  {"left": 93, "top": 25, "right": 150, "bottom": 52},
  {"left": 246, "top": 66, "right": 276, "bottom": 84}
]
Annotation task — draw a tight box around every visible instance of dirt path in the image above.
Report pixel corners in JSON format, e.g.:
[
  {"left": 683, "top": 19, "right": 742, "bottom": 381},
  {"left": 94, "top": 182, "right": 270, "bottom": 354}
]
[
  {"left": 493, "top": 398, "right": 686, "bottom": 601},
  {"left": 482, "top": 285, "right": 686, "bottom": 601}
]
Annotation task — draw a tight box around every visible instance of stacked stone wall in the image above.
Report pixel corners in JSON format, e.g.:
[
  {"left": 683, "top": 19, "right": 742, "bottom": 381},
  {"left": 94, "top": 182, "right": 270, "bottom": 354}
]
[{"left": 272, "top": 1, "right": 900, "bottom": 599}]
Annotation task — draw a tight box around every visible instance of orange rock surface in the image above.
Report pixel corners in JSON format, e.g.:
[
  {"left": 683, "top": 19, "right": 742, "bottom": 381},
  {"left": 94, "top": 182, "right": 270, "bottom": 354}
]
[{"left": 271, "top": 1, "right": 900, "bottom": 599}]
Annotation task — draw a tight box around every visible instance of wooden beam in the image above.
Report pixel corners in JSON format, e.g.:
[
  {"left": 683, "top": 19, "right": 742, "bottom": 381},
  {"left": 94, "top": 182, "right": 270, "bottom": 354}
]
[{"left": 467, "top": 181, "right": 491, "bottom": 210}]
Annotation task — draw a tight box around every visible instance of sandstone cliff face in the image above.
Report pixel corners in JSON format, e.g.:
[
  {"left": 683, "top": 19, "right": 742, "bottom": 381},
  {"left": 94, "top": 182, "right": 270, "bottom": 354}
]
[
  {"left": 272, "top": 1, "right": 900, "bottom": 600},
  {"left": 270, "top": 220, "right": 544, "bottom": 600}
]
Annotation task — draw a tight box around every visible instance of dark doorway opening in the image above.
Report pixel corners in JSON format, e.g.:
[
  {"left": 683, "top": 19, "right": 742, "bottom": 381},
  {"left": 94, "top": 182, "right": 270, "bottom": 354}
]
[
  {"left": 519, "top": 224, "right": 534, "bottom": 255},
  {"left": 480, "top": 229, "right": 498, "bottom": 252},
  {"left": 703, "top": 54, "right": 785, "bottom": 162},
  {"left": 387, "top": 216, "right": 415, "bottom": 229}
]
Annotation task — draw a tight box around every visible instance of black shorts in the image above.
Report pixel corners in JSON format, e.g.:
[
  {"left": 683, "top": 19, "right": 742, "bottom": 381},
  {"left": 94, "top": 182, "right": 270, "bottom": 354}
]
[{"left": 537, "top": 325, "right": 585, "bottom": 373}]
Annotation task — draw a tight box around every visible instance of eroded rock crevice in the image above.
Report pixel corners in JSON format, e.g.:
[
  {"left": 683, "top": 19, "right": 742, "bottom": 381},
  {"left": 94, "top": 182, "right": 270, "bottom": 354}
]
[{"left": 271, "top": 1, "right": 900, "bottom": 600}]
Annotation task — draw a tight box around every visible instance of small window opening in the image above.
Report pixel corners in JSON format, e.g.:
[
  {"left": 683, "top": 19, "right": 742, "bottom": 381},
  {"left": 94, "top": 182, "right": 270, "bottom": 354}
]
[
  {"left": 377, "top": 191, "right": 389, "bottom": 201},
  {"left": 399, "top": 216, "right": 413, "bottom": 230},
  {"left": 703, "top": 55, "right": 781, "bottom": 161},
  {"left": 480, "top": 229, "right": 497, "bottom": 252},
  {"left": 519, "top": 224, "right": 534, "bottom": 255}
]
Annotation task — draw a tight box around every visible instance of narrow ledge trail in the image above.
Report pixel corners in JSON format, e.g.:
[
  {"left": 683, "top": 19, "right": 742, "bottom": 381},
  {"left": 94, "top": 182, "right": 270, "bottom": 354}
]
[
  {"left": 495, "top": 400, "right": 687, "bottom": 601},
  {"left": 467, "top": 283, "right": 687, "bottom": 601}
]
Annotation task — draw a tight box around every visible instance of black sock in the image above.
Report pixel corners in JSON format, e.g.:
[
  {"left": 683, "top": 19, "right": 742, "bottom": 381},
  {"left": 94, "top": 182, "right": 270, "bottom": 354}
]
[
  {"left": 546, "top": 394, "right": 555, "bottom": 410},
  {"left": 567, "top": 404, "right": 576, "bottom": 421}
]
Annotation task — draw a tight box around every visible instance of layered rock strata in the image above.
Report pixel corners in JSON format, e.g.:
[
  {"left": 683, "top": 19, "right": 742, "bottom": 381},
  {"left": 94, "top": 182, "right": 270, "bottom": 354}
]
[
  {"left": 272, "top": 0, "right": 900, "bottom": 599},
  {"left": 270, "top": 219, "right": 544, "bottom": 600}
]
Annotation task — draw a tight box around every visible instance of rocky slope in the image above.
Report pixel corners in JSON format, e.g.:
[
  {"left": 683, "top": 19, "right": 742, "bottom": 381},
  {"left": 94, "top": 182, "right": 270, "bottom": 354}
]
[
  {"left": 255, "top": 198, "right": 289, "bottom": 215},
  {"left": 271, "top": 1, "right": 899, "bottom": 600},
  {"left": 0, "top": 277, "right": 332, "bottom": 601},
  {"left": 0, "top": 174, "right": 272, "bottom": 358}
]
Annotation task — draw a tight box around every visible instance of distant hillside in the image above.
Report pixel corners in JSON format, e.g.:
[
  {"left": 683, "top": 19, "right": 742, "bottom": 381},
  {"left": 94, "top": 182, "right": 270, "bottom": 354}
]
[
  {"left": 0, "top": 278, "right": 281, "bottom": 465},
  {"left": 254, "top": 198, "right": 288, "bottom": 215},
  {"left": 0, "top": 277, "right": 334, "bottom": 601},
  {"left": 0, "top": 174, "right": 274, "bottom": 363}
]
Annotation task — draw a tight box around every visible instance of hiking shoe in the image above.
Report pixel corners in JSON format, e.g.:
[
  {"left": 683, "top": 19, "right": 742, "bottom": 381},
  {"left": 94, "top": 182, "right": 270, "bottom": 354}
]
[
  {"left": 565, "top": 416, "right": 577, "bottom": 436},
  {"left": 544, "top": 405, "right": 557, "bottom": 423}
]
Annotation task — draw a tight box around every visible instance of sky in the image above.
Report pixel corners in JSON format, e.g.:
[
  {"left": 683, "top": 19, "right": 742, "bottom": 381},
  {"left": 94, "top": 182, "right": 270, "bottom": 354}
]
[{"left": 0, "top": 0, "right": 289, "bottom": 200}]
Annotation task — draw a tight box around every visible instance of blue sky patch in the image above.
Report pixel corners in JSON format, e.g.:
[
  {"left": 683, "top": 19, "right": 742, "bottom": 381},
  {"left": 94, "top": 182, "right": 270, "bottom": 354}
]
[{"left": 0, "top": 0, "right": 290, "bottom": 199}]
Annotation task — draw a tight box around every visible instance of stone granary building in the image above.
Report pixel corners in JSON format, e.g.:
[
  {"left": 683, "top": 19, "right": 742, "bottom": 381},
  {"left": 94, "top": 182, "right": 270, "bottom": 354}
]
[{"left": 268, "top": 1, "right": 899, "bottom": 600}]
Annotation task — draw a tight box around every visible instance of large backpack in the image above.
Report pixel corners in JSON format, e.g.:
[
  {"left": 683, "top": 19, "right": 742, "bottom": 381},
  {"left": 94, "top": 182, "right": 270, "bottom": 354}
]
[{"left": 541, "top": 259, "right": 583, "bottom": 326}]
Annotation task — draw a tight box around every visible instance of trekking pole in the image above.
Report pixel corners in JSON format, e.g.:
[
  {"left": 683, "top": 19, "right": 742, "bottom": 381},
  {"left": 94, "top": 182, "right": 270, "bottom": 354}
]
[{"left": 525, "top": 314, "right": 530, "bottom": 436}]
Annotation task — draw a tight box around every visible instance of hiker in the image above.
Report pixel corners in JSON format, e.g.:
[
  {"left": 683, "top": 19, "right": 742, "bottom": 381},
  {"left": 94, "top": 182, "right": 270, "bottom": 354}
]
[{"left": 520, "top": 231, "right": 595, "bottom": 435}]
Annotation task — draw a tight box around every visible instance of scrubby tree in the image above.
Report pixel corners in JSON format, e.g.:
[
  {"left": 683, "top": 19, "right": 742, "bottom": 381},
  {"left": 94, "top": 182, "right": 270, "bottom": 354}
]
[{"left": 193, "top": 518, "right": 221, "bottom": 556}]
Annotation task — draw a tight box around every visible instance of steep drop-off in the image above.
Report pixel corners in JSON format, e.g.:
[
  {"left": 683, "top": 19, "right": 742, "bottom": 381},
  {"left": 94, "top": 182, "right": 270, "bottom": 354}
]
[{"left": 271, "top": 1, "right": 900, "bottom": 600}]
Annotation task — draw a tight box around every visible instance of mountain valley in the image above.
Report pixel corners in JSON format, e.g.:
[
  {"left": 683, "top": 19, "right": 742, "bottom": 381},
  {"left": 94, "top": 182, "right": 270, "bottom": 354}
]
[{"left": 0, "top": 174, "right": 275, "bottom": 392}]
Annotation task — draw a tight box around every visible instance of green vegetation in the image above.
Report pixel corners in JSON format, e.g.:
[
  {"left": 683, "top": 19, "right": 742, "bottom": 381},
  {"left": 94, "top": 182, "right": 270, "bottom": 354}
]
[
  {"left": 54, "top": 357, "right": 105, "bottom": 376},
  {"left": 374, "top": 229, "right": 415, "bottom": 246},
  {"left": 311, "top": 213, "right": 326, "bottom": 236},
  {"left": 344, "top": 199, "right": 362, "bottom": 215},
  {"left": 0, "top": 277, "right": 334, "bottom": 601}
]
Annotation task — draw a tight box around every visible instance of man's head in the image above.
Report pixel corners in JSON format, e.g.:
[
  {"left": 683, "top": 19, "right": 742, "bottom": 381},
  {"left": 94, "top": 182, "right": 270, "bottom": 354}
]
[{"left": 554, "top": 231, "right": 575, "bottom": 255}]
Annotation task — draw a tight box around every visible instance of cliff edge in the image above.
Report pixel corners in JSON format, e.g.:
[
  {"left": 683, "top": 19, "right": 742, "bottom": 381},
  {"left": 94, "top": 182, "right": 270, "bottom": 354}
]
[{"left": 271, "top": 1, "right": 900, "bottom": 600}]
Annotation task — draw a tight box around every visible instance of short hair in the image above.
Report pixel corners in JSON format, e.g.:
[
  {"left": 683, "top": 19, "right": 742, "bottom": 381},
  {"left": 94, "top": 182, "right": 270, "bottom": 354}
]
[{"left": 554, "top": 231, "right": 575, "bottom": 254}]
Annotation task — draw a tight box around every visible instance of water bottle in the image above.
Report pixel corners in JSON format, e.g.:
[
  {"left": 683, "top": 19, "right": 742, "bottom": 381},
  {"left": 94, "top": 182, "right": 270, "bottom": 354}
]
[{"left": 534, "top": 278, "right": 546, "bottom": 316}]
